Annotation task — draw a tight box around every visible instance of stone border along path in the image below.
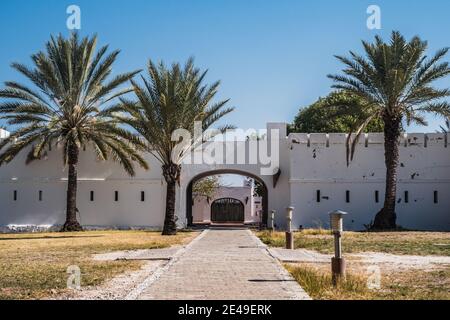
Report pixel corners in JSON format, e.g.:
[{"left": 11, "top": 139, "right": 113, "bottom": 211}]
[{"left": 128, "top": 228, "right": 310, "bottom": 300}]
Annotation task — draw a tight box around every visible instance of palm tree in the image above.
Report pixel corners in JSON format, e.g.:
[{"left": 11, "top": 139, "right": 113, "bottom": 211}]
[
  {"left": 441, "top": 118, "right": 449, "bottom": 133},
  {"left": 111, "top": 58, "right": 234, "bottom": 235},
  {"left": 328, "top": 31, "right": 450, "bottom": 230},
  {"left": 0, "top": 33, "right": 148, "bottom": 231}
]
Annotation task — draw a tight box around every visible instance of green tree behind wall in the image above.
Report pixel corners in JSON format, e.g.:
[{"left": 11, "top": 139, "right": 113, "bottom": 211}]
[
  {"left": 193, "top": 176, "right": 221, "bottom": 200},
  {"left": 290, "top": 91, "right": 384, "bottom": 133}
]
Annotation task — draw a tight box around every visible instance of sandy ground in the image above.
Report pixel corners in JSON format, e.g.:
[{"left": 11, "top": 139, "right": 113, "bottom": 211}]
[
  {"left": 350, "top": 252, "right": 450, "bottom": 270},
  {"left": 58, "top": 260, "right": 167, "bottom": 300},
  {"left": 269, "top": 248, "right": 450, "bottom": 271},
  {"left": 56, "top": 247, "right": 183, "bottom": 300},
  {"left": 92, "top": 246, "right": 181, "bottom": 261}
]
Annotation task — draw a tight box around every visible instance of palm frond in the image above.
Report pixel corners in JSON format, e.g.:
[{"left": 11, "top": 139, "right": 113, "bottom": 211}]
[
  {"left": 331, "top": 31, "right": 450, "bottom": 163},
  {"left": 112, "top": 57, "right": 234, "bottom": 166},
  {"left": 0, "top": 32, "right": 147, "bottom": 175}
]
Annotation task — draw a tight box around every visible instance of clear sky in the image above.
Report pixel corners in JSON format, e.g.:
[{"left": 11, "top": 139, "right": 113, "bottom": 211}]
[{"left": 0, "top": 0, "right": 449, "bottom": 132}]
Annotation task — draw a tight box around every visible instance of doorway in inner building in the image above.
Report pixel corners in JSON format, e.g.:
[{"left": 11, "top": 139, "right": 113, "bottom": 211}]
[{"left": 211, "top": 198, "right": 245, "bottom": 223}]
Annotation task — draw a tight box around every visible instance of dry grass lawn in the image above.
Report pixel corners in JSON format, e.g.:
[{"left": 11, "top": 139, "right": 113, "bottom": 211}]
[
  {"left": 286, "top": 262, "right": 450, "bottom": 300},
  {"left": 257, "top": 229, "right": 450, "bottom": 300},
  {"left": 257, "top": 229, "right": 450, "bottom": 256},
  {"left": 0, "top": 230, "right": 197, "bottom": 300}
]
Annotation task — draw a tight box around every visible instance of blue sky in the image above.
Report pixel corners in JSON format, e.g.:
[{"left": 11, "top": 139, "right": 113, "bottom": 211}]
[{"left": 0, "top": 0, "right": 449, "bottom": 132}]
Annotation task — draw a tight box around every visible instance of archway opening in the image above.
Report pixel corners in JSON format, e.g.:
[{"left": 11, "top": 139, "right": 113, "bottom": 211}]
[{"left": 186, "top": 169, "right": 268, "bottom": 227}]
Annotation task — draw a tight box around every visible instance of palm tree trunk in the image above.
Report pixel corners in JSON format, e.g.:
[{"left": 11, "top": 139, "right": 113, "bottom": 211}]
[
  {"left": 61, "top": 142, "right": 83, "bottom": 232},
  {"left": 162, "top": 162, "right": 181, "bottom": 235},
  {"left": 372, "top": 114, "right": 401, "bottom": 230}
]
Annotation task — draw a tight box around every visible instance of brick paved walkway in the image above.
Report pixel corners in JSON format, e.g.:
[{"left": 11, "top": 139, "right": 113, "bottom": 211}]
[{"left": 136, "top": 229, "right": 310, "bottom": 300}]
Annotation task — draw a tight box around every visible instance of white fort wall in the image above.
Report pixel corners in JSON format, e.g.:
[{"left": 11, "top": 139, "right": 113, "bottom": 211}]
[
  {"left": 287, "top": 132, "right": 450, "bottom": 231},
  {"left": 0, "top": 143, "right": 166, "bottom": 228},
  {"left": 0, "top": 123, "right": 449, "bottom": 231}
]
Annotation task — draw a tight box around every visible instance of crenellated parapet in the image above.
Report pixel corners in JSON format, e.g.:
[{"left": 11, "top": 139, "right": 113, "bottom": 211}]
[{"left": 289, "top": 132, "right": 448, "bottom": 148}]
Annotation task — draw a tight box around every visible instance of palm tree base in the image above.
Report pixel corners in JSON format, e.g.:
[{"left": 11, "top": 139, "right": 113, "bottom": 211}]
[
  {"left": 161, "top": 227, "right": 177, "bottom": 236},
  {"left": 60, "top": 221, "right": 83, "bottom": 232},
  {"left": 370, "top": 208, "right": 397, "bottom": 231}
]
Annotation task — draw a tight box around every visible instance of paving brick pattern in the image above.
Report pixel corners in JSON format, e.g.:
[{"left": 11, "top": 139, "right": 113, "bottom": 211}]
[{"left": 137, "top": 229, "right": 310, "bottom": 300}]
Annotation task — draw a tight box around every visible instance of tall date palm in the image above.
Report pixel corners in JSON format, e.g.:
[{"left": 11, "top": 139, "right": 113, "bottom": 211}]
[
  {"left": 441, "top": 118, "right": 449, "bottom": 133},
  {"left": 329, "top": 31, "right": 450, "bottom": 230},
  {"left": 0, "top": 33, "right": 148, "bottom": 231},
  {"left": 111, "top": 58, "right": 234, "bottom": 235}
]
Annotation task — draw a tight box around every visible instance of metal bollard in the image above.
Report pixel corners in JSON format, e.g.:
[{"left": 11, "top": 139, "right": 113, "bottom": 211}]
[
  {"left": 270, "top": 210, "right": 276, "bottom": 232},
  {"left": 285, "top": 207, "right": 294, "bottom": 250},
  {"left": 329, "top": 210, "right": 348, "bottom": 285}
]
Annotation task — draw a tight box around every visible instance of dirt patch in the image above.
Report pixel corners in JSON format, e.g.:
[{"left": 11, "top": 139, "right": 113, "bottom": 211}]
[
  {"left": 350, "top": 252, "right": 450, "bottom": 271},
  {"left": 92, "top": 246, "right": 181, "bottom": 261},
  {"left": 271, "top": 248, "right": 450, "bottom": 271},
  {"left": 56, "top": 260, "right": 167, "bottom": 300}
]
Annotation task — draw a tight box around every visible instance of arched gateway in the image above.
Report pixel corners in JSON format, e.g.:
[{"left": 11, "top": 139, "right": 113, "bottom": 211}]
[
  {"left": 175, "top": 123, "right": 290, "bottom": 228},
  {"left": 185, "top": 169, "right": 269, "bottom": 226}
]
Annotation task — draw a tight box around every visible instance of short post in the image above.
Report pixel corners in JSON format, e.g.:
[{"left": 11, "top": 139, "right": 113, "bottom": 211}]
[
  {"left": 329, "top": 210, "right": 347, "bottom": 286},
  {"left": 285, "top": 207, "right": 294, "bottom": 250},
  {"left": 270, "top": 210, "right": 276, "bottom": 232}
]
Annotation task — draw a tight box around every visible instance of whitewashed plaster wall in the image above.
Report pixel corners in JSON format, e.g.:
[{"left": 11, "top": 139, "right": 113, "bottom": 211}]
[
  {"left": 192, "top": 186, "right": 259, "bottom": 223},
  {"left": 0, "top": 143, "right": 166, "bottom": 227},
  {"left": 286, "top": 132, "right": 450, "bottom": 231},
  {"left": 0, "top": 123, "right": 448, "bottom": 231}
]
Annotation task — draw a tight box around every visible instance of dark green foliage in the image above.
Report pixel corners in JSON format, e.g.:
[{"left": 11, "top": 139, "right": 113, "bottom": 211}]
[{"left": 291, "top": 91, "right": 384, "bottom": 133}]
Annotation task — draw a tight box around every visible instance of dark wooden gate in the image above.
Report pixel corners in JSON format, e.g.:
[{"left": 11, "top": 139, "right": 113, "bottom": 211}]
[{"left": 211, "top": 198, "right": 245, "bottom": 223}]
